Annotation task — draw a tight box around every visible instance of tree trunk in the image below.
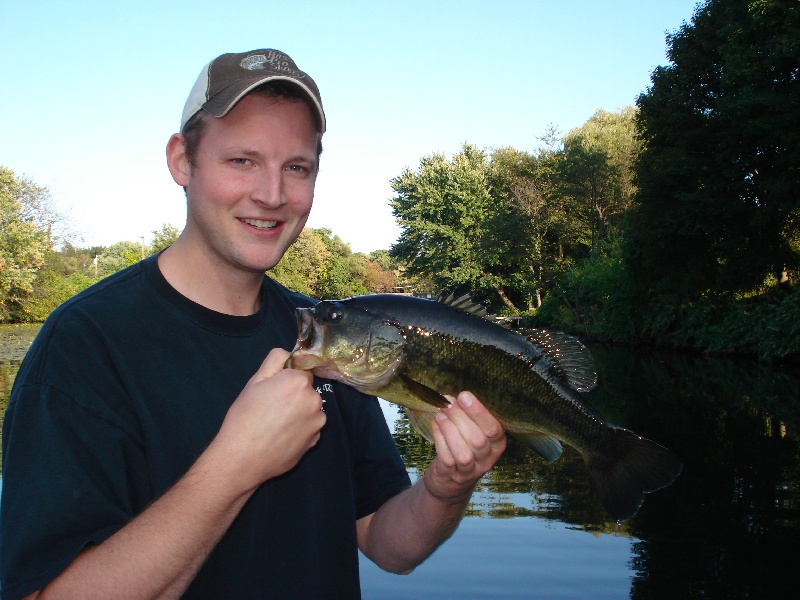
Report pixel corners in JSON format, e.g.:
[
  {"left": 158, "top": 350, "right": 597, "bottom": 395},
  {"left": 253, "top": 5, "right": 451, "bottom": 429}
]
[{"left": 495, "top": 285, "right": 517, "bottom": 310}]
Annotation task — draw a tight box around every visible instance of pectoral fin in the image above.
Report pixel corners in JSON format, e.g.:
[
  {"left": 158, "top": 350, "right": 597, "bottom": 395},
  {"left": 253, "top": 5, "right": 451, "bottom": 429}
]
[
  {"left": 404, "top": 407, "right": 438, "bottom": 443},
  {"left": 397, "top": 373, "right": 450, "bottom": 409}
]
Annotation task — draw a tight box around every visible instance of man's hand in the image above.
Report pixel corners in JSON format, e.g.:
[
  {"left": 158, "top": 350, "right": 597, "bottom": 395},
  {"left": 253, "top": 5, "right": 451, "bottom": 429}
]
[
  {"left": 210, "top": 348, "right": 327, "bottom": 495},
  {"left": 357, "top": 391, "right": 505, "bottom": 574},
  {"left": 424, "top": 391, "right": 507, "bottom": 502}
]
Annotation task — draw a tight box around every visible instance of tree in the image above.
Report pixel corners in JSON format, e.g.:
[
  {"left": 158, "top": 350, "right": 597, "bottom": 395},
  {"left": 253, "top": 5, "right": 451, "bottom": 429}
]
[
  {"left": 390, "top": 144, "right": 519, "bottom": 308},
  {"left": 96, "top": 241, "right": 142, "bottom": 277},
  {"left": 0, "top": 167, "right": 53, "bottom": 321},
  {"left": 557, "top": 108, "right": 640, "bottom": 258},
  {"left": 150, "top": 224, "right": 181, "bottom": 254},
  {"left": 314, "top": 229, "right": 368, "bottom": 298},
  {"left": 626, "top": 0, "right": 800, "bottom": 299},
  {"left": 58, "top": 242, "right": 105, "bottom": 277},
  {"left": 271, "top": 228, "right": 370, "bottom": 298},
  {"left": 362, "top": 252, "right": 399, "bottom": 293},
  {"left": 489, "top": 145, "right": 571, "bottom": 309},
  {"left": 271, "top": 228, "right": 331, "bottom": 296}
]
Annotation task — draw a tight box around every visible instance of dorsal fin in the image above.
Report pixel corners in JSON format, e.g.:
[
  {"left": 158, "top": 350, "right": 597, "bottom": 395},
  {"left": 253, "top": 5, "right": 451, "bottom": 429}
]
[
  {"left": 437, "top": 292, "right": 488, "bottom": 318},
  {"left": 520, "top": 328, "right": 598, "bottom": 392}
]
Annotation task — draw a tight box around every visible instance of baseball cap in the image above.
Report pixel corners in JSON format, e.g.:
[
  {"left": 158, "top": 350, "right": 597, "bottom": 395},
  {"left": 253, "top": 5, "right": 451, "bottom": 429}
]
[{"left": 180, "top": 49, "right": 325, "bottom": 133}]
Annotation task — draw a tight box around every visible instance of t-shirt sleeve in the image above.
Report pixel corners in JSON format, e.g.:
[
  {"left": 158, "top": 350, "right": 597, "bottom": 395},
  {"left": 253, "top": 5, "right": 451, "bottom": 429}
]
[
  {"left": 0, "top": 381, "right": 147, "bottom": 599},
  {"left": 333, "top": 383, "right": 412, "bottom": 519}
]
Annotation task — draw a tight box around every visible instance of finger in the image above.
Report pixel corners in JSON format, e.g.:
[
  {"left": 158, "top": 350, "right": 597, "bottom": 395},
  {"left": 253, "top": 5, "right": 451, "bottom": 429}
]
[
  {"left": 434, "top": 409, "right": 482, "bottom": 471},
  {"left": 252, "top": 348, "right": 304, "bottom": 382},
  {"left": 264, "top": 347, "right": 291, "bottom": 371},
  {"left": 431, "top": 413, "right": 456, "bottom": 469},
  {"left": 453, "top": 392, "right": 505, "bottom": 445},
  {"left": 440, "top": 397, "right": 492, "bottom": 456}
]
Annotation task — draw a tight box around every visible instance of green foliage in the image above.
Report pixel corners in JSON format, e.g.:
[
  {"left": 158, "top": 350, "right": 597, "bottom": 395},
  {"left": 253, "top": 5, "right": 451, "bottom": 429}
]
[
  {"left": 558, "top": 108, "right": 640, "bottom": 258},
  {"left": 313, "top": 228, "right": 368, "bottom": 298},
  {"left": 391, "top": 144, "right": 497, "bottom": 298},
  {"left": 150, "top": 223, "right": 181, "bottom": 254},
  {"left": 0, "top": 167, "right": 53, "bottom": 321},
  {"left": 271, "top": 228, "right": 392, "bottom": 299},
  {"left": 9, "top": 267, "right": 95, "bottom": 323},
  {"left": 271, "top": 228, "right": 330, "bottom": 296},
  {"left": 96, "top": 241, "right": 143, "bottom": 277},
  {"left": 58, "top": 242, "right": 105, "bottom": 276},
  {"left": 531, "top": 238, "right": 637, "bottom": 342},
  {"left": 627, "top": 0, "right": 800, "bottom": 300},
  {"left": 651, "top": 288, "right": 800, "bottom": 363}
]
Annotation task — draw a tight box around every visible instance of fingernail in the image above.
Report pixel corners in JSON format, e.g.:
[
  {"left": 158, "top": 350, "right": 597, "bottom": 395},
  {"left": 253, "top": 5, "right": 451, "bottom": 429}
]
[
  {"left": 459, "top": 393, "right": 473, "bottom": 407},
  {"left": 436, "top": 411, "right": 448, "bottom": 421}
]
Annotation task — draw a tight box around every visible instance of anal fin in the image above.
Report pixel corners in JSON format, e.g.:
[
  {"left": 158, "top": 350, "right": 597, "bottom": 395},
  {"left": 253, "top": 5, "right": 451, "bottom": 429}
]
[{"left": 511, "top": 431, "right": 564, "bottom": 463}]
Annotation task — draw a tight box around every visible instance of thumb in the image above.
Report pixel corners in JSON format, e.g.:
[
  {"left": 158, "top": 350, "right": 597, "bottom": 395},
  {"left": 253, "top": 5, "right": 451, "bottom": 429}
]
[{"left": 252, "top": 348, "right": 293, "bottom": 381}]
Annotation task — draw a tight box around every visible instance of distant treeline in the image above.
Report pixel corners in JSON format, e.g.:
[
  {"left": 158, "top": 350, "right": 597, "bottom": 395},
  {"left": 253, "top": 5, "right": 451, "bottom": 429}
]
[
  {"left": 0, "top": 210, "right": 405, "bottom": 324},
  {"left": 2, "top": 0, "right": 798, "bottom": 362}
]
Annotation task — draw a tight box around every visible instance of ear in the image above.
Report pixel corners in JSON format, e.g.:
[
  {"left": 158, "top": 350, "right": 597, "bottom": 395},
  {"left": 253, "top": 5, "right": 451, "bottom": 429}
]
[{"left": 166, "top": 133, "right": 191, "bottom": 187}]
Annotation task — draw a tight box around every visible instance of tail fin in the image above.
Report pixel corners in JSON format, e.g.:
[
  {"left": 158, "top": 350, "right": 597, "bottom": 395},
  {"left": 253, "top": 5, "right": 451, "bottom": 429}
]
[{"left": 586, "top": 429, "right": 683, "bottom": 523}]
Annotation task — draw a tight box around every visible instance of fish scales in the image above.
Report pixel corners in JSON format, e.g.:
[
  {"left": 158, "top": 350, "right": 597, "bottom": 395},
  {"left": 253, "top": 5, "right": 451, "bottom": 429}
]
[{"left": 399, "top": 327, "right": 619, "bottom": 460}]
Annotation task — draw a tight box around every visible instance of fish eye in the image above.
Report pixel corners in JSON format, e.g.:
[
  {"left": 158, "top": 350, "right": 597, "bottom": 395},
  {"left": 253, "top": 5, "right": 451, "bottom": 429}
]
[{"left": 328, "top": 310, "right": 343, "bottom": 322}]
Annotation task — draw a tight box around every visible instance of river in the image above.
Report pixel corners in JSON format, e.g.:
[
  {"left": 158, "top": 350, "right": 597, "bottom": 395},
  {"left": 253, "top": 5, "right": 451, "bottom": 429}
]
[{"left": 1, "top": 324, "right": 799, "bottom": 598}]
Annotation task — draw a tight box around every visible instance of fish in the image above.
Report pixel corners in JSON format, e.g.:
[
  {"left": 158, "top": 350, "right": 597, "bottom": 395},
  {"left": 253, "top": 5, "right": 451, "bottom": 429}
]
[{"left": 287, "top": 293, "right": 682, "bottom": 522}]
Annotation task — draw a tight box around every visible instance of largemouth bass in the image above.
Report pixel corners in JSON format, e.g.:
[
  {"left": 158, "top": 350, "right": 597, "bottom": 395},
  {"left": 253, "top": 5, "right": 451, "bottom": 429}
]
[{"left": 288, "top": 293, "right": 682, "bottom": 522}]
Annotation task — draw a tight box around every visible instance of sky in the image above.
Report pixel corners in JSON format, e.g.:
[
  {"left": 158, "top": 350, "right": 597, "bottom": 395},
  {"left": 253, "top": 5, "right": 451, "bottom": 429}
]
[{"left": 1, "top": 0, "right": 700, "bottom": 254}]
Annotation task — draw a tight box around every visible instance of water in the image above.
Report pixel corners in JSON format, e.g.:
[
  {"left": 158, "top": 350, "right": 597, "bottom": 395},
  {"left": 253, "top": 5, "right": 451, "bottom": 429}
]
[
  {"left": 360, "top": 345, "right": 800, "bottom": 599},
  {"left": 2, "top": 325, "right": 799, "bottom": 598}
]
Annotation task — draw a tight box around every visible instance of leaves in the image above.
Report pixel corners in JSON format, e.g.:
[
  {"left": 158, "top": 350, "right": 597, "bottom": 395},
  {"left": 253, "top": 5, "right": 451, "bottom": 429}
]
[
  {"left": 0, "top": 167, "right": 52, "bottom": 319},
  {"left": 628, "top": 0, "right": 800, "bottom": 299}
]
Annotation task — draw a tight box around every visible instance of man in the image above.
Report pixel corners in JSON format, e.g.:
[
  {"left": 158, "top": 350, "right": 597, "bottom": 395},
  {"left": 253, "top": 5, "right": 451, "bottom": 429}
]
[{"left": 0, "top": 49, "right": 506, "bottom": 599}]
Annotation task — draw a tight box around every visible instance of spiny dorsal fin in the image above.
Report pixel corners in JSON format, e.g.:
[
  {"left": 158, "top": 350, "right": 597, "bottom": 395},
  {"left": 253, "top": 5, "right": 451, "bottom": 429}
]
[
  {"left": 521, "top": 328, "right": 598, "bottom": 392},
  {"left": 437, "top": 292, "right": 488, "bottom": 318}
]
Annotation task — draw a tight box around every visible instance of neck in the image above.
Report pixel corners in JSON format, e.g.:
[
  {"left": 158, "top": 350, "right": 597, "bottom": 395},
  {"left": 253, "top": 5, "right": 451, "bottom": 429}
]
[{"left": 157, "top": 241, "right": 263, "bottom": 316}]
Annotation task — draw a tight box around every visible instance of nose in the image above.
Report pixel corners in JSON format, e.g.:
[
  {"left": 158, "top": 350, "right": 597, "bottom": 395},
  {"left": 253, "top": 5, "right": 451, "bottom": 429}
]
[{"left": 251, "top": 168, "right": 286, "bottom": 209}]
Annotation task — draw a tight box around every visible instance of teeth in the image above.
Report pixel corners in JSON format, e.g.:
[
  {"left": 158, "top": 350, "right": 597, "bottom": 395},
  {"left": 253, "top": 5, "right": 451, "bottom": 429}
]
[{"left": 242, "top": 218, "right": 278, "bottom": 230}]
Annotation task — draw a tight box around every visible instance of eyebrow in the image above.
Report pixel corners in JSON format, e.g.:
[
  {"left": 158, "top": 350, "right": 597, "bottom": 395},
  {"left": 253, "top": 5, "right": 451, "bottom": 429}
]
[{"left": 224, "top": 147, "right": 316, "bottom": 161}]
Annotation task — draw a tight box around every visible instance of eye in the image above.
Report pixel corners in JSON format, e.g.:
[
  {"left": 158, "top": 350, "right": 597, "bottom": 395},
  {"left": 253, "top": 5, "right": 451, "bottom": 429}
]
[
  {"left": 232, "top": 158, "right": 253, "bottom": 166},
  {"left": 287, "top": 164, "right": 312, "bottom": 176},
  {"left": 329, "top": 310, "right": 343, "bottom": 322}
]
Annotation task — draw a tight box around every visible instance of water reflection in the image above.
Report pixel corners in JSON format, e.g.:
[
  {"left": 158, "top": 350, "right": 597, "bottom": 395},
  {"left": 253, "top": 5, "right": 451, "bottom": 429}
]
[{"left": 368, "top": 345, "right": 800, "bottom": 598}]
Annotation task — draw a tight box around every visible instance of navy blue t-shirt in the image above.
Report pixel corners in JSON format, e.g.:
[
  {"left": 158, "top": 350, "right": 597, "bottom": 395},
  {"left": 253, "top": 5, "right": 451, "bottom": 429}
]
[{"left": 0, "top": 254, "right": 411, "bottom": 599}]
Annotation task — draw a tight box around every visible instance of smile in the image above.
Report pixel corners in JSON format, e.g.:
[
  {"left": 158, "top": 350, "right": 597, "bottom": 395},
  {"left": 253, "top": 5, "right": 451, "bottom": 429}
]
[{"left": 241, "top": 218, "right": 278, "bottom": 230}]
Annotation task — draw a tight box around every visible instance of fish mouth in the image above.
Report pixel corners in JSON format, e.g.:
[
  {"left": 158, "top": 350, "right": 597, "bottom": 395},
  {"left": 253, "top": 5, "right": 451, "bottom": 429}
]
[
  {"left": 295, "top": 307, "right": 316, "bottom": 349},
  {"left": 287, "top": 307, "right": 331, "bottom": 372}
]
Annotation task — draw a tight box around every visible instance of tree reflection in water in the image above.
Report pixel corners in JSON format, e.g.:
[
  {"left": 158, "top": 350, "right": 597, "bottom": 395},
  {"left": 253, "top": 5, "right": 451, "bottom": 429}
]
[{"left": 384, "top": 345, "right": 800, "bottom": 598}]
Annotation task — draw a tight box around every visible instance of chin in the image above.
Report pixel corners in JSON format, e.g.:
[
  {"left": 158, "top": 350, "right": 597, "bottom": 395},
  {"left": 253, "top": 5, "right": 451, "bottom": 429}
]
[{"left": 235, "top": 243, "right": 290, "bottom": 273}]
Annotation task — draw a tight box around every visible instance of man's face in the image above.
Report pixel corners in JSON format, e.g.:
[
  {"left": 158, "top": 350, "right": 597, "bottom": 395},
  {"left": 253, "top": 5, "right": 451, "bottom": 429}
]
[{"left": 177, "top": 93, "right": 319, "bottom": 274}]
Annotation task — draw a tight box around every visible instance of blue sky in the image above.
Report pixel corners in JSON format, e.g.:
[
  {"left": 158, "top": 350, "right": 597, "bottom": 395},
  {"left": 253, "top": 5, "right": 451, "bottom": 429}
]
[{"left": 1, "top": 0, "right": 700, "bottom": 253}]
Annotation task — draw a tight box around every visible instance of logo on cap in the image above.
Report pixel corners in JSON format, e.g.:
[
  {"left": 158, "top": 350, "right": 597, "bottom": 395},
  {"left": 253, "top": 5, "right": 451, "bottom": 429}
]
[{"left": 240, "top": 52, "right": 305, "bottom": 79}]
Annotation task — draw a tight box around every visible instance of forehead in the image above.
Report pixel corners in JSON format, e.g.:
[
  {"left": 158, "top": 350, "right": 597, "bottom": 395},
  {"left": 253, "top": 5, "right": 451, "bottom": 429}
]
[{"left": 200, "top": 94, "right": 319, "bottom": 151}]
